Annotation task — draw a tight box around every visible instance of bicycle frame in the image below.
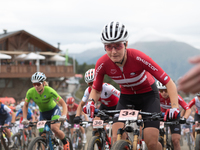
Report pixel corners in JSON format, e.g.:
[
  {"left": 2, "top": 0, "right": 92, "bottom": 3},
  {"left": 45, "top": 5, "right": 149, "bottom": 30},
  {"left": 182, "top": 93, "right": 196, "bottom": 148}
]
[{"left": 0, "top": 125, "right": 13, "bottom": 150}]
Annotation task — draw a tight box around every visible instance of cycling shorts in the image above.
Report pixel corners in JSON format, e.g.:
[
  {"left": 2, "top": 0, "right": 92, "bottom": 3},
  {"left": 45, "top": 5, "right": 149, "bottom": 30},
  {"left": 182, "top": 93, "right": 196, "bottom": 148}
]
[
  {"left": 69, "top": 114, "right": 75, "bottom": 128},
  {"left": 170, "top": 124, "right": 181, "bottom": 134},
  {"left": 39, "top": 105, "right": 61, "bottom": 121},
  {"left": 0, "top": 114, "right": 12, "bottom": 125},
  {"left": 182, "top": 124, "right": 192, "bottom": 133},
  {"left": 113, "top": 82, "right": 160, "bottom": 129}
]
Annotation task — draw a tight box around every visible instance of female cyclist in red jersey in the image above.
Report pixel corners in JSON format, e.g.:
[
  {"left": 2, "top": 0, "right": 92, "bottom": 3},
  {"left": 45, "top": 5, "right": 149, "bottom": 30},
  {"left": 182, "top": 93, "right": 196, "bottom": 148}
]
[
  {"left": 74, "top": 69, "right": 120, "bottom": 119},
  {"left": 157, "top": 81, "right": 191, "bottom": 150},
  {"left": 81, "top": 21, "right": 180, "bottom": 150}
]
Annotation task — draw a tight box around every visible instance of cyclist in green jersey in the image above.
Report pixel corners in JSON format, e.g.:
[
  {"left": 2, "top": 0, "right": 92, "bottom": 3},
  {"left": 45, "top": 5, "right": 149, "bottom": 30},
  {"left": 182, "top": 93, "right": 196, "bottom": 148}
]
[{"left": 22, "top": 72, "right": 70, "bottom": 150}]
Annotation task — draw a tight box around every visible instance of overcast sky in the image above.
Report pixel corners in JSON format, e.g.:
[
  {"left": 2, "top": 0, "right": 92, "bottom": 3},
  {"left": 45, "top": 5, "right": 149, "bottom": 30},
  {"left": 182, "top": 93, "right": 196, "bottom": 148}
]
[{"left": 1, "top": 0, "right": 200, "bottom": 53}]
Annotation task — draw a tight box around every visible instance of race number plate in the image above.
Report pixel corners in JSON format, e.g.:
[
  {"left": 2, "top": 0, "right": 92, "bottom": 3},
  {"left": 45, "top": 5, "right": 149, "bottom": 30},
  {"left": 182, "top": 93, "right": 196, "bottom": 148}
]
[
  {"left": 74, "top": 124, "right": 80, "bottom": 129},
  {"left": 195, "top": 121, "right": 200, "bottom": 130},
  {"left": 19, "top": 124, "right": 24, "bottom": 129},
  {"left": 160, "top": 121, "right": 164, "bottom": 129},
  {"left": 118, "top": 110, "right": 139, "bottom": 121},
  {"left": 93, "top": 120, "right": 104, "bottom": 128},
  {"left": 37, "top": 121, "right": 47, "bottom": 129}
]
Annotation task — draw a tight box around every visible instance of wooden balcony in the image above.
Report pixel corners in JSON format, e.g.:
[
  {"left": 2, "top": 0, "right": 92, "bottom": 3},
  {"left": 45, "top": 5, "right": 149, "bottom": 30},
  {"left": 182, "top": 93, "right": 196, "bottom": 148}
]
[{"left": 0, "top": 65, "right": 75, "bottom": 78}]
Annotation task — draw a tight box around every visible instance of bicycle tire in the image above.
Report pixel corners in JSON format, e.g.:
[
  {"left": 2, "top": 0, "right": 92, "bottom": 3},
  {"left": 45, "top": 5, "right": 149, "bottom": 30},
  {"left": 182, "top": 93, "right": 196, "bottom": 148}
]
[
  {"left": 12, "top": 133, "right": 22, "bottom": 150},
  {"left": 110, "top": 140, "right": 131, "bottom": 150},
  {"left": 195, "top": 134, "right": 200, "bottom": 150},
  {"left": 72, "top": 132, "right": 82, "bottom": 150},
  {"left": 66, "top": 136, "right": 73, "bottom": 150},
  {"left": 87, "top": 136, "right": 103, "bottom": 150},
  {"left": 27, "top": 136, "right": 46, "bottom": 150},
  {"left": 186, "top": 133, "right": 193, "bottom": 150}
]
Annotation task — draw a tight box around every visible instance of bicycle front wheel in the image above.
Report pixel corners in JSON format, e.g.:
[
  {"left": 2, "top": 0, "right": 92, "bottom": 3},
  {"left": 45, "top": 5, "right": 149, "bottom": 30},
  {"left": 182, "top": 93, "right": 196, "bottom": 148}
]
[
  {"left": 87, "top": 136, "right": 103, "bottom": 150},
  {"left": 72, "top": 132, "right": 82, "bottom": 150},
  {"left": 28, "top": 136, "right": 46, "bottom": 150},
  {"left": 111, "top": 140, "right": 131, "bottom": 150},
  {"left": 12, "top": 133, "right": 22, "bottom": 150}
]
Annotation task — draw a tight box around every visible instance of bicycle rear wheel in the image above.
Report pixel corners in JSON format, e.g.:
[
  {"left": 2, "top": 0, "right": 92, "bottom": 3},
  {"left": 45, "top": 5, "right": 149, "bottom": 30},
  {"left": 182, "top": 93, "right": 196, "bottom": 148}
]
[
  {"left": 111, "top": 140, "right": 131, "bottom": 150},
  {"left": 28, "top": 136, "right": 46, "bottom": 150},
  {"left": 87, "top": 136, "right": 103, "bottom": 150}
]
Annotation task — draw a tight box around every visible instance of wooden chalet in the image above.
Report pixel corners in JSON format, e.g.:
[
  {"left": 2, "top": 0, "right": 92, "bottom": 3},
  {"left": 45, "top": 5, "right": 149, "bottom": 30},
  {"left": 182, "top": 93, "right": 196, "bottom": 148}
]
[{"left": 0, "top": 29, "right": 74, "bottom": 101}]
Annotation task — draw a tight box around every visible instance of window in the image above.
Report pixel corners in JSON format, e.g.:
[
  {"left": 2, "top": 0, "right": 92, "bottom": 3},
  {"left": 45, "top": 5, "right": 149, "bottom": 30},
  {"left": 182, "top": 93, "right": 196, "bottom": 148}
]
[{"left": 0, "top": 79, "right": 13, "bottom": 88}]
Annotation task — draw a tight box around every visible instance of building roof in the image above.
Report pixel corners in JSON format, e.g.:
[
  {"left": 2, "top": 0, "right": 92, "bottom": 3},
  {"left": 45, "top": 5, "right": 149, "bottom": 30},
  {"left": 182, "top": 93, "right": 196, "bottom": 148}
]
[{"left": 0, "top": 30, "right": 60, "bottom": 52}]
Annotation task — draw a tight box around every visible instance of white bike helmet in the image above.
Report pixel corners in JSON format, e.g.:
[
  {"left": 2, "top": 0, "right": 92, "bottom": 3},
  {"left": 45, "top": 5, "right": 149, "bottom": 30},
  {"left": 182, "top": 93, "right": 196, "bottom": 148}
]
[
  {"left": 101, "top": 21, "right": 129, "bottom": 44},
  {"left": 85, "top": 69, "right": 95, "bottom": 84},
  {"left": 31, "top": 72, "right": 46, "bottom": 83},
  {"left": 20, "top": 101, "right": 25, "bottom": 108},
  {"left": 156, "top": 81, "right": 167, "bottom": 89}
]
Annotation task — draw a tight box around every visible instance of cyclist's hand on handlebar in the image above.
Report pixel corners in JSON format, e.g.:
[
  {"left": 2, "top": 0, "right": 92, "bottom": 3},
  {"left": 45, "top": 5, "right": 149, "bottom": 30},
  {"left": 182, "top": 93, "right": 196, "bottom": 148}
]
[
  {"left": 164, "top": 108, "right": 180, "bottom": 121},
  {"left": 83, "top": 101, "right": 95, "bottom": 118},
  {"left": 179, "top": 117, "right": 186, "bottom": 124},
  {"left": 22, "top": 118, "right": 29, "bottom": 125},
  {"left": 58, "top": 115, "right": 67, "bottom": 122},
  {"left": 73, "top": 116, "right": 82, "bottom": 124}
]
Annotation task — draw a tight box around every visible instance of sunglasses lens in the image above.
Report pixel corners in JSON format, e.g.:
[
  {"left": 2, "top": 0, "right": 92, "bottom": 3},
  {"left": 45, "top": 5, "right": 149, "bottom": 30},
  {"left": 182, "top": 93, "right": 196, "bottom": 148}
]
[
  {"left": 88, "top": 82, "right": 93, "bottom": 86},
  {"left": 159, "top": 89, "right": 167, "bottom": 93},
  {"left": 33, "top": 83, "right": 41, "bottom": 86},
  {"left": 105, "top": 42, "right": 124, "bottom": 51}
]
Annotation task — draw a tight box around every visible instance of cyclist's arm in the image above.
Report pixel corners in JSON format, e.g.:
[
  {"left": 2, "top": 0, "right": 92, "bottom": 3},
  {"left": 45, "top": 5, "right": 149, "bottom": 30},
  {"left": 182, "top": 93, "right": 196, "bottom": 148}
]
[
  {"left": 81, "top": 111, "right": 89, "bottom": 121},
  {"left": 23, "top": 101, "right": 29, "bottom": 119},
  {"left": 178, "top": 95, "right": 191, "bottom": 119},
  {"left": 31, "top": 114, "right": 35, "bottom": 122},
  {"left": 10, "top": 111, "right": 16, "bottom": 123},
  {"left": 165, "top": 79, "right": 179, "bottom": 108},
  {"left": 89, "top": 88, "right": 101, "bottom": 104},
  {"left": 58, "top": 98, "right": 67, "bottom": 116},
  {"left": 183, "top": 108, "right": 191, "bottom": 119},
  {"left": 76, "top": 101, "right": 86, "bottom": 117}
]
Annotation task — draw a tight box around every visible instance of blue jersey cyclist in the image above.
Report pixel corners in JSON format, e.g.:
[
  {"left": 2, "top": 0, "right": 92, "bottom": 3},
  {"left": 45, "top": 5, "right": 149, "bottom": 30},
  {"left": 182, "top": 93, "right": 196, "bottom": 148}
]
[
  {"left": 0, "top": 99, "right": 16, "bottom": 148},
  {"left": 16, "top": 101, "right": 35, "bottom": 138},
  {"left": 22, "top": 72, "right": 70, "bottom": 150},
  {"left": 16, "top": 102, "right": 34, "bottom": 120}
]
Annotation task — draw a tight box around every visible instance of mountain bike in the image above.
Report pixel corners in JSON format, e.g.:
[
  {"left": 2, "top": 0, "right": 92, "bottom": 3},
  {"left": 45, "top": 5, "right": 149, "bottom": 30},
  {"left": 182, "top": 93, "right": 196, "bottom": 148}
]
[
  {"left": 71, "top": 121, "right": 91, "bottom": 150},
  {"left": 87, "top": 109, "right": 120, "bottom": 150},
  {"left": 193, "top": 120, "right": 200, "bottom": 150},
  {"left": 12, "top": 122, "right": 37, "bottom": 150},
  {"left": 28, "top": 119, "right": 73, "bottom": 150},
  {"left": 182, "top": 124, "right": 194, "bottom": 150},
  {"left": 0, "top": 124, "right": 17, "bottom": 150},
  {"left": 110, "top": 108, "right": 148, "bottom": 150},
  {"left": 111, "top": 108, "right": 182, "bottom": 150}
]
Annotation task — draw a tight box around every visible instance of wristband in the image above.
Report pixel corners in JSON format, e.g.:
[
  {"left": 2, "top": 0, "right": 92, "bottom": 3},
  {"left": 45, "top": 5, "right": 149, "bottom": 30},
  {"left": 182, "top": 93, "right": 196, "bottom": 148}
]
[{"left": 88, "top": 98, "right": 95, "bottom": 104}]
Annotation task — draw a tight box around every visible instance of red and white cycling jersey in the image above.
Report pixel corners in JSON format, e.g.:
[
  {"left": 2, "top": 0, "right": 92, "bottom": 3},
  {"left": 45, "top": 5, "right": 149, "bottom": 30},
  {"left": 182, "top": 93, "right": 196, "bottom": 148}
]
[
  {"left": 67, "top": 103, "right": 78, "bottom": 116},
  {"left": 82, "top": 83, "right": 120, "bottom": 107},
  {"left": 93, "top": 49, "right": 170, "bottom": 94},
  {"left": 159, "top": 93, "right": 190, "bottom": 112},
  {"left": 188, "top": 96, "right": 200, "bottom": 114}
]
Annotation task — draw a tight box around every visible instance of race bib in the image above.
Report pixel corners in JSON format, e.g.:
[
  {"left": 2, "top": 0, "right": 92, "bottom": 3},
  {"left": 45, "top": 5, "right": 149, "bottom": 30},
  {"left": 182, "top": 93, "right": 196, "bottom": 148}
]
[
  {"left": 118, "top": 110, "right": 139, "bottom": 121},
  {"left": 37, "top": 121, "right": 47, "bottom": 129},
  {"left": 74, "top": 124, "right": 80, "bottom": 129},
  {"left": 19, "top": 124, "right": 24, "bottom": 129},
  {"left": 93, "top": 120, "right": 104, "bottom": 128}
]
